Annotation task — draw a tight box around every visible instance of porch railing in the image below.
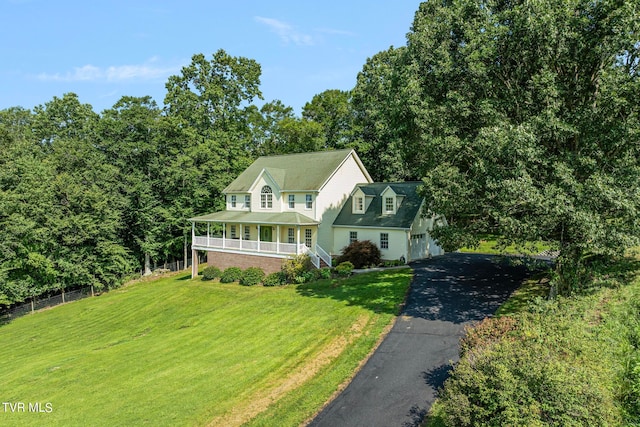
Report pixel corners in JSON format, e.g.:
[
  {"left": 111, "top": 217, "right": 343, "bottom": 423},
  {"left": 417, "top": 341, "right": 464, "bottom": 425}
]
[{"left": 193, "top": 236, "right": 301, "bottom": 255}]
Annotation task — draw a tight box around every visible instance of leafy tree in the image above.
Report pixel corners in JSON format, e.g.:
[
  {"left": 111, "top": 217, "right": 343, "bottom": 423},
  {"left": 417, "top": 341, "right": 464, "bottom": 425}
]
[
  {"left": 302, "top": 89, "right": 354, "bottom": 149},
  {"left": 351, "top": 47, "right": 415, "bottom": 181},
  {"left": 32, "top": 93, "right": 99, "bottom": 145},
  {"left": 163, "top": 50, "right": 264, "bottom": 260},
  {"left": 99, "top": 96, "right": 165, "bottom": 274},
  {"left": 404, "top": 0, "right": 640, "bottom": 294}
]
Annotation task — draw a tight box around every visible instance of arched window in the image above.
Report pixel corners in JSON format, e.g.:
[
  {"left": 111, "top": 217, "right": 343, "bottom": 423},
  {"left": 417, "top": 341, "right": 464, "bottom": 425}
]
[{"left": 261, "top": 185, "right": 273, "bottom": 209}]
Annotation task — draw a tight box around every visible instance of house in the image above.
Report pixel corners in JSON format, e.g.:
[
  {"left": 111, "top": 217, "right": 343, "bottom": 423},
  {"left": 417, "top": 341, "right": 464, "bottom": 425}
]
[
  {"left": 189, "top": 149, "right": 444, "bottom": 277},
  {"left": 189, "top": 149, "right": 373, "bottom": 276},
  {"left": 332, "top": 182, "right": 445, "bottom": 263}
]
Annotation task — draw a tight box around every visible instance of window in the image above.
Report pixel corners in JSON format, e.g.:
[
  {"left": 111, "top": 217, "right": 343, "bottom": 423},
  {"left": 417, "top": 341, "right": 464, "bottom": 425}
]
[
  {"left": 305, "top": 194, "right": 312, "bottom": 209},
  {"left": 305, "top": 229, "right": 312, "bottom": 247},
  {"left": 244, "top": 226, "right": 250, "bottom": 241},
  {"left": 230, "top": 195, "right": 236, "bottom": 208},
  {"left": 380, "top": 233, "right": 389, "bottom": 249},
  {"left": 354, "top": 196, "right": 364, "bottom": 212},
  {"left": 288, "top": 194, "right": 295, "bottom": 209},
  {"left": 349, "top": 231, "right": 358, "bottom": 244},
  {"left": 230, "top": 225, "right": 237, "bottom": 239},
  {"left": 385, "top": 197, "right": 394, "bottom": 213},
  {"left": 288, "top": 228, "right": 295, "bottom": 244},
  {"left": 261, "top": 185, "right": 273, "bottom": 209},
  {"left": 245, "top": 195, "right": 251, "bottom": 209}
]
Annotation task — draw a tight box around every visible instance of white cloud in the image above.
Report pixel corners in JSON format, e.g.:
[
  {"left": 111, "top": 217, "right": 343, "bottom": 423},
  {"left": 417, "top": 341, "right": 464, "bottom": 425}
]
[
  {"left": 36, "top": 59, "right": 181, "bottom": 83},
  {"left": 255, "top": 16, "right": 315, "bottom": 46}
]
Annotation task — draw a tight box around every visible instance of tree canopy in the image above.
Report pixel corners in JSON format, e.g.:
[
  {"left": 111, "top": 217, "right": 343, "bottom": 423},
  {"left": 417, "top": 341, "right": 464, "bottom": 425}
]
[{"left": 404, "top": 0, "right": 640, "bottom": 294}]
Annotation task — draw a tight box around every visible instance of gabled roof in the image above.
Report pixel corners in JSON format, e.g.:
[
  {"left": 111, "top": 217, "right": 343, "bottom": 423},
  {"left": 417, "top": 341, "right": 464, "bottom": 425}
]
[
  {"left": 333, "top": 182, "right": 424, "bottom": 229},
  {"left": 223, "top": 149, "right": 371, "bottom": 193}
]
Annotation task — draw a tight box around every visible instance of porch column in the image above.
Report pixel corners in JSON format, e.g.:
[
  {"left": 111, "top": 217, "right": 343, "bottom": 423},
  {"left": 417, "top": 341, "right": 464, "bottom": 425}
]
[
  {"left": 257, "top": 225, "right": 261, "bottom": 252},
  {"left": 191, "top": 249, "right": 199, "bottom": 279},
  {"left": 239, "top": 223, "right": 243, "bottom": 249},
  {"left": 206, "top": 223, "right": 210, "bottom": 247},
  {"left": 191, "top": 222, "right": 195, "bottom": 244},
  {"left": 296, "top": 226, "right": 301, "bottom": 255},
  {"left": 222, "top": 223, "right": 226, "bottom": 248},
  {"left": 276, "top": 225, "right": 280, "bottom": 254}
]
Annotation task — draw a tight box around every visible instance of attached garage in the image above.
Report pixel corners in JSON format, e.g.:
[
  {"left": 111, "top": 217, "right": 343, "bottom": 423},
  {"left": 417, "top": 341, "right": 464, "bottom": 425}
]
[{"left": 332, "top": 182, "right": 444, "bottom": 263}]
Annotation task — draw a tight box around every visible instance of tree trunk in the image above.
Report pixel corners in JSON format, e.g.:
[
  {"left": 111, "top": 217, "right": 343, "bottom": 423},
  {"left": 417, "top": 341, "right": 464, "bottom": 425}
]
[{"left": 144, "top": 252, "right": 152, "bottom": 276}]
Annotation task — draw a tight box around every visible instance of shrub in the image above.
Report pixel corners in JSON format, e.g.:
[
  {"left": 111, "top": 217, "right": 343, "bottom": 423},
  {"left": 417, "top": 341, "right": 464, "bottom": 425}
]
[
  {"left": 319, "top": 267, "right": 332, "bottom": 279},
  {"left": 219, "top": 267, "right": 243, "bottom": 283},
  {"left": 282, "top": 254, "right": 314, "bottom": 283},
  {"left": 201, "top": 266, "right": 221, "bottom": 281},
  {"left": 263, "top": 271, "right": 286, "bottom": 286},
  {"left": 335, "top": 261, "right": 354, "bottom": 277},
  {"left": 239, "top": 267, "right": 265, "bottom": 286},
  {"left": 337, "top": 240, "right": 381, "bottom": 269}
]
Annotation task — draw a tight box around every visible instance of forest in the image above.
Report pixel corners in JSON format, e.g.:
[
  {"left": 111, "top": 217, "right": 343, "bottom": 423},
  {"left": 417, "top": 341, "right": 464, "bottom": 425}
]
[{"left": 1, "top": 0, "right": 638, "bottom": 307}]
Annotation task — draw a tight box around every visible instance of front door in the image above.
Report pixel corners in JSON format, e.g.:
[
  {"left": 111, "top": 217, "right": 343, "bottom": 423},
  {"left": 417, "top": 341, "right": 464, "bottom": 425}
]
[{"left": 260, "top": 226, "right": 273, "bottom": 242}]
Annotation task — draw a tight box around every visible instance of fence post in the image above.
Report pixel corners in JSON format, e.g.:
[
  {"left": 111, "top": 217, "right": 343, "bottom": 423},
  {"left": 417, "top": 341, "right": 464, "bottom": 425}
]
[
  {"left": 62, "top": 289, "right": 65, "bottom": 304},
  {"left": 31, "top": 297, "right": 34, "bottom": 314},
  {"left": 91, "top": 285, "right": 94, "bottom": 297}
]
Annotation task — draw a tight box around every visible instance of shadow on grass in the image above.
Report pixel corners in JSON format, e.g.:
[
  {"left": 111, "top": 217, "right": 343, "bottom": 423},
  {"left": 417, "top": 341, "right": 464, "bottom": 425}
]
[{"left": 295, "top": 268, "right": 412, "bottom": 315}]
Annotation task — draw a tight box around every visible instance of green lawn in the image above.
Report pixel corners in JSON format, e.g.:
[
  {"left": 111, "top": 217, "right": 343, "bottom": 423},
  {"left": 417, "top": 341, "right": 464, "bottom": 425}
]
[
  {"left": 0, "top": 268, "right": 412, "bottom": 427},
  {"left": 459, "top": 236, "right": 551, "bottom": 255}
]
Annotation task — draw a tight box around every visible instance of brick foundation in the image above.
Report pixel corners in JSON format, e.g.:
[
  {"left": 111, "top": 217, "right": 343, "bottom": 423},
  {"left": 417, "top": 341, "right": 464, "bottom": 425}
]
[{"left": 206, "top": 251, "right": 286, "bottom": 274}]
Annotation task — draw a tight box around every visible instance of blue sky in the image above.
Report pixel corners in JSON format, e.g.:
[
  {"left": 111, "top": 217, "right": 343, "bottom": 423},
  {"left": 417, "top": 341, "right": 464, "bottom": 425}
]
[{"left": 1, "top": 0, "right": 421, "bottom": 115}]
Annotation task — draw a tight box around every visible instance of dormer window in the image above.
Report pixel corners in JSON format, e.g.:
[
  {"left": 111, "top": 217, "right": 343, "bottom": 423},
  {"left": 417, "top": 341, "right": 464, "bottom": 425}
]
[
  {"left": 261, "top": 185, "right": 273, "bottom": 209},
  {"left": 230, "top": 195, "right": 236, "bottom": 208},
  {"left": 355, "top": 196, "right": 363, "bottom": 212},
  {"left": 245, "top": 195, "right": 251, "bottom": 209},
  {"left": 385, "top": 196, "right": 395, "bottom": 213},
  {"left": 352, "top": 188, "right": 365, "bottom": 214}
]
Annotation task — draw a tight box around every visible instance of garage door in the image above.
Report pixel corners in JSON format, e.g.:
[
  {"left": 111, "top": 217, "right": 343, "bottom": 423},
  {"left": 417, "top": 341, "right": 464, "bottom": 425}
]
[{"left": 410, "top": 233, "right": 427, "bottom": 261}]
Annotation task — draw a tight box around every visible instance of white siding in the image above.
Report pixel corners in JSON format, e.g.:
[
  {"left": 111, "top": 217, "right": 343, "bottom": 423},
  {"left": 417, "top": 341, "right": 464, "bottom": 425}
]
[
  {"left": 333, "top": 227, "right": 409, "bottom": 262},
  {"left": 407, "top": 203, "right": 444, "bottom": 260},
  {"left": 251, "top": 174, "right": 282, "bottom": 212},
  {"left": 315, "top": 154, "right": 372, "bottom": 253}
]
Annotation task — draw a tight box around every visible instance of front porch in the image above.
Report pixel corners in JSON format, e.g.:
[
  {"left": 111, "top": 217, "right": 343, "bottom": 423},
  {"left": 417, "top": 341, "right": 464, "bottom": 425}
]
[{"left": 189, "top": 211, "right": 331, "bottom": 277}]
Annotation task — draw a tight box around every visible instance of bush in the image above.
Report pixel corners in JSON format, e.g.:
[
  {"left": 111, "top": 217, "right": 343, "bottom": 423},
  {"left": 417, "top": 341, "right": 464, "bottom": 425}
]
[
  {"left": 319, "top": 267, "right": 332, "bottom": 279},
  {"left": 263, "top": 271, "right": 286, "bottom": 286},
  {"left": 335, "top": 261, "right": 354, "bottom": 277},
  {"left": 282, "top": 254, "right": 314, "bottom": 283},
  {"left": 201, "top": 266, "right": 221, "bottom": 281},
  {"left": 239, "top": 267, "right": 265, "bottom": 286},
  {"left": 219, "top": 267, "right": 243, "bottom": 283},
  {"left": 337, "top": 240, "right": 381, "bottom": 269}
]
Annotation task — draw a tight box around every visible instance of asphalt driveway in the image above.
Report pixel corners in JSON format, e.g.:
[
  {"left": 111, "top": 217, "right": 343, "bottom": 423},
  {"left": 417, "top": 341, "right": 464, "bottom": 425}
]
[{"left": 308, "top": 252, "right": 538, "bottom": 427}]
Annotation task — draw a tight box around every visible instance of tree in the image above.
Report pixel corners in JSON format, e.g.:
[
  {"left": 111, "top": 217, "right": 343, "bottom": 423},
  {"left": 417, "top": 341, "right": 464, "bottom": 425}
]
[
  {"left": 32, "top": 93, "right": 99, "bottom": 145},
  {"left": 99, "top": 96, "right": 165, "bottom": 275},
  {"left": 164, "top": 50, "right": 263, "bottom": 260},
  {"left": 351, "top": 47, "right": 415, "bottom": 181},
  {"left": 405, "top": 0, "right": 640, "bottom": 294},
  {"left": 302, "top": 89, "right": 353, "bottom": 149}
]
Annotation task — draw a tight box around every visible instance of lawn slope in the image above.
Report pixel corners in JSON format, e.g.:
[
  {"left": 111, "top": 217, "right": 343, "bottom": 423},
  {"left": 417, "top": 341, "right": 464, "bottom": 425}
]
[{"left": 0, "top": 269, "right": 411, "bottom": 426}]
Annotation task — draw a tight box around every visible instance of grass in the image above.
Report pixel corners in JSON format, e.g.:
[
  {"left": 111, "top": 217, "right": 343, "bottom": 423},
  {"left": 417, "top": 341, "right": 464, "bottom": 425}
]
[
  {"left": 459, "top": 235, "right": 551, "bottom": 255},
  {"left": 0, "top": 268, "right": 412, "bottom": 427}
]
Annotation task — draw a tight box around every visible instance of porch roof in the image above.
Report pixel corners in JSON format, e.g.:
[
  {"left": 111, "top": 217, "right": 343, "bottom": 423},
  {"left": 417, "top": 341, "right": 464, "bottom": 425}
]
[{"left": 189, "top": 210, "right": 319, "bottom": 226}]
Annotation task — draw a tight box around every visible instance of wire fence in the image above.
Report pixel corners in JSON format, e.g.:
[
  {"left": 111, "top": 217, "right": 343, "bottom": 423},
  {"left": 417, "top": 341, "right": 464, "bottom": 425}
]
[{"left": 1, "top": 255, "right": 203, "bottom": 323}]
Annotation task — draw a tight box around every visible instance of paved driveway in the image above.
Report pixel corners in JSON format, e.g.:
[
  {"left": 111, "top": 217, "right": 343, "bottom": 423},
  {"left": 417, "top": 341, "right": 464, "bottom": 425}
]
[{"left": 308, "top": 252, "right": 537, "bottom": 427}]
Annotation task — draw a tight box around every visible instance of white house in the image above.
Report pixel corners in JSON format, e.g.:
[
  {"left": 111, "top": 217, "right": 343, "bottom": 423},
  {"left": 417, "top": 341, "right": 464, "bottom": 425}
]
[
  {"left": 189, "top": 149, "right": 443, "bottom": 277},
  {"left": 189, "top": 149, "right": 373, "bottom": 276}
]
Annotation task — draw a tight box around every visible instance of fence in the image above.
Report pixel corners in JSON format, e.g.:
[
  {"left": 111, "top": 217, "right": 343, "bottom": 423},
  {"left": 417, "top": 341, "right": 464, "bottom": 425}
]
[{"left": 1, "top": 255, "right": 203, "bottom": 323}]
